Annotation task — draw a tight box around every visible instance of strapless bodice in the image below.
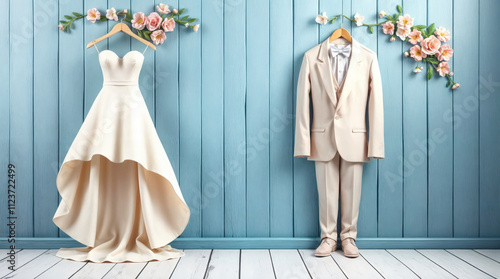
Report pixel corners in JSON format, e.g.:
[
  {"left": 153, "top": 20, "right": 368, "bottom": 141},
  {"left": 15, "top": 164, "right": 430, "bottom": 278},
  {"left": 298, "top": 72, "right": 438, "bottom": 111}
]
[{"left": 99, "top": 50, "right": 144, "bottom": 86}]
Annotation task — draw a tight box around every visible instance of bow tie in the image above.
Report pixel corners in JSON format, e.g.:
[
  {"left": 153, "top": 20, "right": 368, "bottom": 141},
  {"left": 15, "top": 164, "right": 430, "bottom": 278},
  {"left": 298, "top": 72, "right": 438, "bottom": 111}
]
[{"left": 330, "top": 44, "right": 351, "bottom": 58}]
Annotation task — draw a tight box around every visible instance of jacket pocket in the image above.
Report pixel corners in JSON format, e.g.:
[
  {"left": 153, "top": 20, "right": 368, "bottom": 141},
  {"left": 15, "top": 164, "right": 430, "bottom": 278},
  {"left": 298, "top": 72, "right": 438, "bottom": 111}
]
[
  {"left": 352, "top": 128, "right": 367, "bottom": 133},
  {"left": 311, "top": 128, "right": 325, "bottom": 133}
]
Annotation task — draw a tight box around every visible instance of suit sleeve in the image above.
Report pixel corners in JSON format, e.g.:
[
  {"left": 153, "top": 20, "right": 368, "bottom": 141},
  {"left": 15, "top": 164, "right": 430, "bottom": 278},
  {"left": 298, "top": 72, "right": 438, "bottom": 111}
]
[
  {"left": 294, "top": 54, "right": 311, "bottom": 157},
  {"left": 367, "top": 54, "right": 385, "bottom": 159}
]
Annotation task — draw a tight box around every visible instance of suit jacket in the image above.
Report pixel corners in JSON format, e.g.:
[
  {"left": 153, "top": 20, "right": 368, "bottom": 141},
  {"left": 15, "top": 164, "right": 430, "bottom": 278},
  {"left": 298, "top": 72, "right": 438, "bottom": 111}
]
[{"left": 294, "top": 37, "right": 385, "bottom": 162}]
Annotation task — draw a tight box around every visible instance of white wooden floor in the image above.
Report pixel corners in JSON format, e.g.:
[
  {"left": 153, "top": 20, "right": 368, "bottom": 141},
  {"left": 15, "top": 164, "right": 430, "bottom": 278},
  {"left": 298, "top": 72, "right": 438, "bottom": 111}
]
[{"left": 1, "top": 248, "right": 499, "bottom": 278}]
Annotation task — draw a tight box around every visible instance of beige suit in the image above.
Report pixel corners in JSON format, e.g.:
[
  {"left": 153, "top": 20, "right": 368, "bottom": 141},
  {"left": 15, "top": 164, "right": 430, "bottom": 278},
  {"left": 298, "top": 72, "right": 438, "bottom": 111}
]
[{"left": 294, "top": 37, "right": 384, "bottom": 241}]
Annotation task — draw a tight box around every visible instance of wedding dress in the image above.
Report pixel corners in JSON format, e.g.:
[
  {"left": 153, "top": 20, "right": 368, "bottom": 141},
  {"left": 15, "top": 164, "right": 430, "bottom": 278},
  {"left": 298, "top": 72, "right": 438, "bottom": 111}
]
[{"left": 52, "top": 43, "right": 190, "bottom": 263}]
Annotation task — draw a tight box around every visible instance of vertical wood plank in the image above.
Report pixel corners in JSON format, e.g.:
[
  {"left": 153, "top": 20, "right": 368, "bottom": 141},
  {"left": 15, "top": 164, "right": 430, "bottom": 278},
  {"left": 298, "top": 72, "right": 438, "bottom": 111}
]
[
  {"left": 269, "top": 0, "right": 294, "bottom": 237},
  {"left": 10, "top": 0, "right": 34, "bottom": 237},
  {"left": 201, "top": 0, "right": 225, "bottom": 237},
  {"left": 84, "top": 0, "right": 106, "bottom": 118},
  {"left": 178, "top": 0, "right": 202, "bottom": 237},
  {"left": 246, "top": 0, "right": 270, "bottom": 237},
  {"left": 132, "top": 0, "right": 156, "bottom": 120},
  {"left": 107, "top": 2, "right": 131, "bottom": 57},
  {"left": 224, "top": 0, "right": 247, "bottom": 237},
  {"left": 58, "top": 0, "right": 85, "bottom": 239},
  {"left": 156, "top": 0, "right": 180, "bottom": 178},
  {"left": 377, "top": 0, "right": 404, "bottom": 237},
  {"left": 293, "top": 0, "right": 319, "bottom": 238},
  {"left": 0, "top": 0, "right": 10, "bottom": 238},
  {"left": 427, "top": 0, "right": 453, "bottom": 237},
  {"left": 453, "top": 0, "right": 479, "bottom": 237},
  {"left": 479, "top": 0, "right": 500, "bottom": 237},
  {"left": 352, "top": 0, "right": 378, "bottom": 239},
  {"left": 33, "top": 0, "right": 60, "bottom": 237},
  {"left": 402, "top": 0, "right": 428, "bottom": 237}
]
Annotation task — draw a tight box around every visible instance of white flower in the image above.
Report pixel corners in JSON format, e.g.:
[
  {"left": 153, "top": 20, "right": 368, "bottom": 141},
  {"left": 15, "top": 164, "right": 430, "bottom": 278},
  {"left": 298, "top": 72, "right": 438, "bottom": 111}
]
[
  {"left": 413, "top": 67, "right": 422, "bottom": 73},
  {"left": 354, "top": 13, "right": 364, "bottom": 26},
  {"left": 315, "top": 12, "right": 328, "bottom": 25},
  {"left": 106, "top": 8, "right": 118, "bottom": 21},
  {"left": 390, "top": 36, "right": 396, "bottom": 42},
  {"left": 452, "top": 83, "right": 460, "bottom": 89},
  {"left": 404, "top": 51, "right": 409, "bottom": 57},
  {"left": 379, "top": 10, "right": 386, "bottom": 18}
]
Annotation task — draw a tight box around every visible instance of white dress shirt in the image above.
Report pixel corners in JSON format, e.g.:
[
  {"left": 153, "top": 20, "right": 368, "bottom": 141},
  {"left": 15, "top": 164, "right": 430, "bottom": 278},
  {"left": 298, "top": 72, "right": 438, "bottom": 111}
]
[{"left": 329, "top": 43, "right": 352, "bottom": 88}]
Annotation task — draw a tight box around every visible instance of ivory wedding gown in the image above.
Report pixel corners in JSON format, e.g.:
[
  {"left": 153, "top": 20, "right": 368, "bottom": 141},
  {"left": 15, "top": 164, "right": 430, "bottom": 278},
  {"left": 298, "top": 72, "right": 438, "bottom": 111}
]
[{"left": 53, "top": 46, "right": 190, "bottom": 263}]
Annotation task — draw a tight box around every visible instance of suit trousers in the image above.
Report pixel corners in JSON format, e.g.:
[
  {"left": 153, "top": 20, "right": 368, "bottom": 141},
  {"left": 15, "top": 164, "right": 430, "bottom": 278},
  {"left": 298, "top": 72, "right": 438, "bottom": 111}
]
[{"left": 315, "top": 151, "right": 364, "bottom": 242}]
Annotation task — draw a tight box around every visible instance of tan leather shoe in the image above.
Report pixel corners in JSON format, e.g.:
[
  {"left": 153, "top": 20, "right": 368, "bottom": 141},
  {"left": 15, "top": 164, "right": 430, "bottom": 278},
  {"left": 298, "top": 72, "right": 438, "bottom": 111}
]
[
  {"left": 341, "top": 237, "right": 359, "bottom": 258},
  {"left": 315, "top": 237, "right": 337, "bottom": 257}
]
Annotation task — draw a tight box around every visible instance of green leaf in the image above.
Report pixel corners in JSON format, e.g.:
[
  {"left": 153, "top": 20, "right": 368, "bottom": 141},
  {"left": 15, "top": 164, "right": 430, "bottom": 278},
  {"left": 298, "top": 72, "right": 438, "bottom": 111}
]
[
  {"left": 393, "top": 13, "right": 398, "bottom": 19},
  {"left": 64, "top": 15, "right": 73, "bottom": 20},
  {"left": 413, "top": 25, "right": 427, "bottom": 30},
  {"left": 99, "top": 17, "right": 108, "bottom": 22},
  {"left": 181, "top": 15, "right": 189, "bottom": 21},
  {"left": 397, "top": 5, "right": 403, "bottom": 13},
  {"left": 137, "top": 30, "right": 143, "bottom": 38},
  {"left": 188, "top": 18, "right": 196, "bottom": 23},
  {"left": 60, "top": 20, "right": 68, "bottom": 24},
  {"left": 446, "top": 79, "right": 451, "bottom": 87},
  {"left": 70, "top": 21, "right": 73, "bottom": 29},
  {"left": 427, "top": 65, "right": 433, "bottom": 80},
  {"left": 127, "top": 10, "right": 132, "bottom": 19},
  {"left": 368, "top": 26, "right": 374, "bottom": 33},
  {"left": 72, "top": 12, "right": 82, "bottom": 17},
  {"left": 425, "top": 56, "right": 439, "bottom": 64},
  {"left": 427, "top": 23, "right": 435, "bottom": 36},
  {"left": 123, "top": 18, "right": 131, "bottom": 23},
  {"left": 178, "top": 8, "right": 185, "bottom": 15}
]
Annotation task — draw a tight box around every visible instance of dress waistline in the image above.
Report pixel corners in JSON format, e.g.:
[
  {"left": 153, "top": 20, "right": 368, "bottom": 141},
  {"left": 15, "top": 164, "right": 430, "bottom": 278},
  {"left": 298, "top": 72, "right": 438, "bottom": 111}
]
[{"left": 103, "top": 81, "right": 138, "bottom": 86}]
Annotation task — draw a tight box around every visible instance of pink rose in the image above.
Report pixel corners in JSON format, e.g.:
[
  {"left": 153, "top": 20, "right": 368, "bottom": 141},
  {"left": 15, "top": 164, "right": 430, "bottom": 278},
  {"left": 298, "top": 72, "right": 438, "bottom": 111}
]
[
  {"left": 434, "top": 26, "right": 451, "bottom": 42},
  {"left": 156, "top": 3, "right": 171, "bottom": 14},
  {"left": 420, "top": 35, "right": 441, "bottom": 55},
  {"left": 162, "top": 18, "right": 175, "bottom": 32},
  {"left": 147, "top": 12, "right": 162, "bottom": 31},
  {"left": 436, "top": 62, "right": 450, "bottom": 77},
  {"left": 437, "top": 44, "right": 453, "bottom": 61},
  {"left": 410, "top": 45, "right": 426, "bottom": 62},
  {"left": 382, "top": 21, "right": 394, "bottom": 35},
  {"left": 131, "top": 12, "right": 148, "bottom": 30},
  {"left": 86, "top": 8, "right": 101, "bottom": 23},
  {"left": 408, "top": 29, "right": 423, "bottom": 45},
  {"left": 396, "top": 27, "right": 410, "bottom": 41},
  {"left": 151, "top": 30, "right": 166, "bottom": 45}
]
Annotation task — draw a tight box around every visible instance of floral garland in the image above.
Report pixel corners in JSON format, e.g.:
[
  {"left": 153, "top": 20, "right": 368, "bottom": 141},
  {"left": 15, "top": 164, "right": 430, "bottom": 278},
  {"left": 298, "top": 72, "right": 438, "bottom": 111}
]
[
  {"left": 59, "top": 4, "right": 199, "bottom": 46},
  {"left": 315, "top": 5, "right": 459, "bottom": 90}
]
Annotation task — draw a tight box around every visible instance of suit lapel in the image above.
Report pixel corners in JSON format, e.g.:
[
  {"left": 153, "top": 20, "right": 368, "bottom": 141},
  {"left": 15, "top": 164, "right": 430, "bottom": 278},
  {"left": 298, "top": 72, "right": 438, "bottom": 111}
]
[
  {"left": 335, "top": 38, "right": 362, "bottom": 112},
  {"left": 316, "top": 38, "right": 337, "bottom": 107}
]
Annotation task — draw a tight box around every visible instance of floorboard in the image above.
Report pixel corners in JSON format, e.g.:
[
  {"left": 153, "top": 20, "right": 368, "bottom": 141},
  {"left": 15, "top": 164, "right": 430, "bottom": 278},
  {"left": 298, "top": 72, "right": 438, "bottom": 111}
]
[
  {"left": 388, "top": 249, "right": 455, "bottom": 278},
  {"left": 270, "top": 249, "right": 310, "bottom": 278},
  {"left": 170, "top": 249, "right": 212, "bottom": 279},
  {"left": 3, "top": 249, "right": 60, "bottom": 278},
  {"left": 0, "top": 249, "right": 47, "bottom": 277},
  {"left": 446, "top": 249, "right": 500, "bottom": 278},
  {"left": 418, "top": 249, "right": 493, "bottom": 278},
  {"left": 136, "top": 254, "right": 181, "bottom": 278},
  {"left": 359, "top": 249, "right": 419, "bottom": 279},
  {"left": 102, "top": 262, "right": 147, "bottom": 279},
  {"left": 36, "top": 257, "right": 87, "bottom": 279},
  {"left": 69, "top": 261, "right": 116, "bottom": 279},
  {"left": 331, "top": 250, "right": 384, "bottom": 279},
  {"left": 298, "top": 249, "right": 346, "bottom": 279},
  {"left": 475, "top": 249, "right": 500, "bottom": 263},
  {"left": 240, "top": 249, "right": 275, "bottom": 279},
  {"left": 205, "top": 249, "right": 240, "bottom": 279}
]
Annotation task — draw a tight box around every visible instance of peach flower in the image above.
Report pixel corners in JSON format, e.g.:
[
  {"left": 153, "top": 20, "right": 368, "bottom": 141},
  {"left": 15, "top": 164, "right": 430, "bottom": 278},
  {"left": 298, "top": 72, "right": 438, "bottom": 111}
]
[
  {"left": 193, "top": 24, "right": 200, "bottom": 32},
  {"left": 396, "top": 26, "right": 410, "bottom": 40},
  {"left": 173, "top": 9, "right": 178, "bottom": 14},
  {"left": 162, "top": 18, "right": 176, "bottom": 32},
  {"left": 156, "top": 3, "right": 171, "bottom": 14},
  {"left": 151, "top": 30, "right": 166, "bottom": 45},
  {"left": 316, "top": 12, "right": 328, "bottom": 25},
  {"left": 413, "top": 67, "right": 422, "bottom": 73},
  {"left": 86, "top": 8, "right": 101, "bottom": 23},
  {"left": 58, "top": 24, "right": 64, "bottom": 31},
  {"left": 106, "top": 8, "right": 118, "bottom": 21},
  {"left": 410, "top": 45, "right": 426, "bottom": 61},
  {"left": 390, "top": 36, "right": 396, "bottom": 42},
  {"left": 185, "top": 23, "right": 189, "bottom": 27},
  {"left": 408, "top": 29, "right": 423, "bottom": 45},
  {"left": 452, "top": 83, "right": 460, "bottom": 89},
  {"left": 434, "top": 26, "right": 451, "bottom": 42},
  {"left": 437, "top": 44, "right": 453, "bottom": 61},
  {"left": 420, "top": 35, "right": 441, "bottom": 55},
  {"left": 131, "top": 12, "right": 148, "bottom": 30},
  {"left": 436, "top": 62, "right": 450, "bottom": 77},
  {"left": 147, "top": 12, "right": 162, "bottom": 31},
  {"left": 379, "top": 10, "right": 386, "bottom": 18},
  {"left": 382, "top": 21, "right": 394, "bottom": 35},
  {"left": 397, "top": 14, "right": 413, "bottom": 28}
]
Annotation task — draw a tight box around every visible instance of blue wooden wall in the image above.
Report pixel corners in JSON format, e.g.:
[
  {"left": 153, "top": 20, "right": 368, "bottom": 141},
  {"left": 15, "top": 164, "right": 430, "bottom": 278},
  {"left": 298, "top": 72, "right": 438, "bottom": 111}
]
[{"left": 1, "top": 0, "right": 500, "bottom": 246}]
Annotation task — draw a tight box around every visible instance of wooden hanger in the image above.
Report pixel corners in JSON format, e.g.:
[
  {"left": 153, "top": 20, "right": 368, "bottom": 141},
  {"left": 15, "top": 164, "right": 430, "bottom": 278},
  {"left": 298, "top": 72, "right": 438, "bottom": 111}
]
[
  {"left": 86, "top": 22, "right": 156, "bottom": 50},
  {"left": 329, "top": 28, "right": 352, "bottom": 43}
]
